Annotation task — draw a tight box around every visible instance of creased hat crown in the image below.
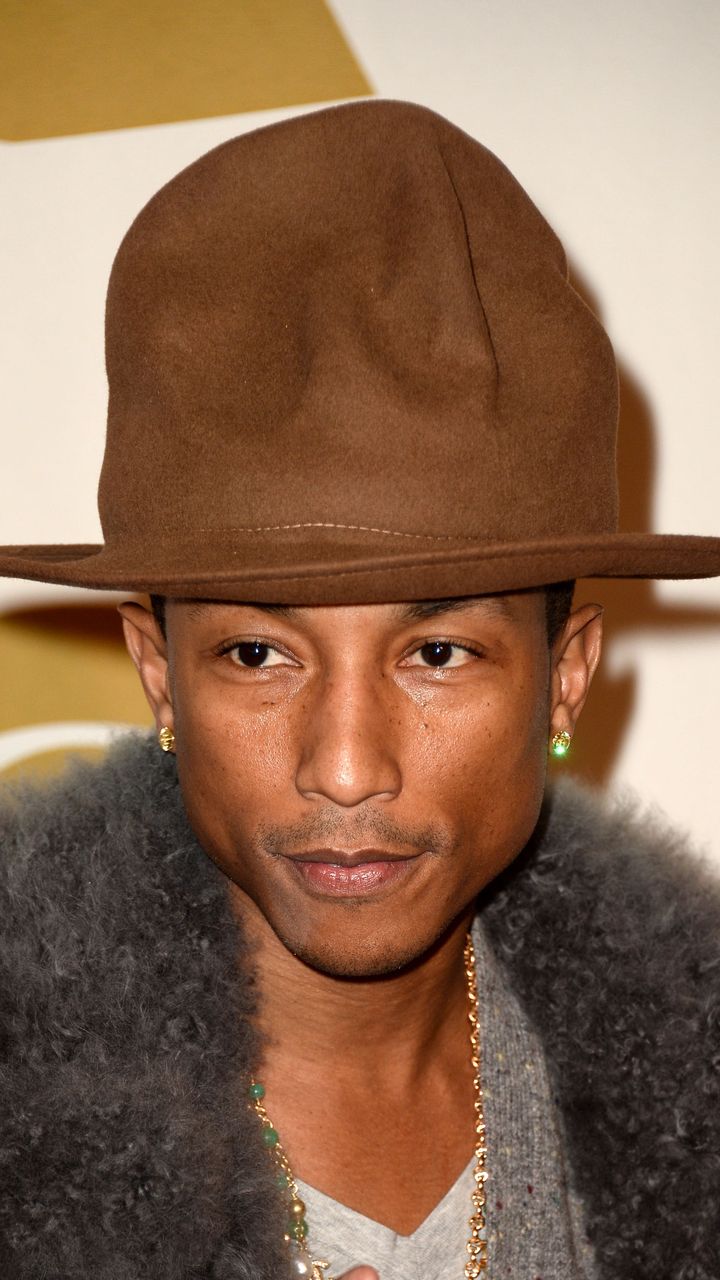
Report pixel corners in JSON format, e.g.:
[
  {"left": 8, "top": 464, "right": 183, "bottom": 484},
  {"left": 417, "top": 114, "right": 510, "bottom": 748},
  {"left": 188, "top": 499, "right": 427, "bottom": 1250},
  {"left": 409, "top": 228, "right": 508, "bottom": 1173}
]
[{"left": 102, "top": 100, "right": 617, "bottom": 548}]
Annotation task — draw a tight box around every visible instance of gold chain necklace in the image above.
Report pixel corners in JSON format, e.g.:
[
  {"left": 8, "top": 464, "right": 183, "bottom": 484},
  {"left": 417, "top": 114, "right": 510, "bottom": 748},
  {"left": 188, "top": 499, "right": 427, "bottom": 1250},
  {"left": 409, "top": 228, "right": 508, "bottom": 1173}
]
[{"left": 249, "top": 933, "right": 488, "bottom": 1279}]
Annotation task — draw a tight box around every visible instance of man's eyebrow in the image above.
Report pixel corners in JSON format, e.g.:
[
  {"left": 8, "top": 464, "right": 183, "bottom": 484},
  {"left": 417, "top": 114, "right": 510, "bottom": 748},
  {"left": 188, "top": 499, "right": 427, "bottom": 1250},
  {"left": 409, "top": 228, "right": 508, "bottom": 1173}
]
[
  {"left": 399, "top": 597, "right": 514, "bottom": 622},
  {"left": 185, "top": 600, "right": 295, "bottom": 620},
  {"left": 252, "top": 603, "right": 296, "bottom": 617}
]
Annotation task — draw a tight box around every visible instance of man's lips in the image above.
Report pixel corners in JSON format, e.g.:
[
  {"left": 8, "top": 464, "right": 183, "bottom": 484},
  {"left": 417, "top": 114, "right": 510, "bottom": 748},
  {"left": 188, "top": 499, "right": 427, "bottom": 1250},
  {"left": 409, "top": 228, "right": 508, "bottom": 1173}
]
[
  {"left": 280, "top": 848, "right": 423, "bottom": 896},
  {"left": 285, "top": 847, "right": 419, "bottom": 868}
]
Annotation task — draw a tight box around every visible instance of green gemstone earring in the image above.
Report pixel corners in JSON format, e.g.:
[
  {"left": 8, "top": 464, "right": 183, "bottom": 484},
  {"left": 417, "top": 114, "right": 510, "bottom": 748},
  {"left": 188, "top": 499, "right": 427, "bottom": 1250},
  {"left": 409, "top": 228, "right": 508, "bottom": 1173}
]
[{"left": 550, "top": 729, "right": 571, "bottom": 758}]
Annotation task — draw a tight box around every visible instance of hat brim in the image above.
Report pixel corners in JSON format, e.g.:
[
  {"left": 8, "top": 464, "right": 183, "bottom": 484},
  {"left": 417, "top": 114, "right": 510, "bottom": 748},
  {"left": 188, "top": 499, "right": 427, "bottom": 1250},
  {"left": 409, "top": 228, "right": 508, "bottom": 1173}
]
[{"left": 1, "top": 530, "right": 720, "bottom": 604}]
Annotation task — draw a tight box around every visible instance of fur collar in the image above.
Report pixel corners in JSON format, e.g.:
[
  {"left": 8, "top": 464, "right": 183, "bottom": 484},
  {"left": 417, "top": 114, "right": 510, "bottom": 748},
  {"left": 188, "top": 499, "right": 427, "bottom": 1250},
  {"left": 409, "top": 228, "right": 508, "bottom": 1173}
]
[{"left": 1, "top": 736, "right": 718, "bottom": 1279}]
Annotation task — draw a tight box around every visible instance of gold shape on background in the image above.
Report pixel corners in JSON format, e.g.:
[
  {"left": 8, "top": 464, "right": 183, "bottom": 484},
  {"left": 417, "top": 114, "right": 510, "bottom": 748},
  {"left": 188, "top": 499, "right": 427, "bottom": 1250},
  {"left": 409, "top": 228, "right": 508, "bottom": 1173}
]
[
  {"left": 1, "top": 0, "right": 371, "bottom": 141},
  {"left": 0, "top": 607, "right": 152, "bottom": 778}
]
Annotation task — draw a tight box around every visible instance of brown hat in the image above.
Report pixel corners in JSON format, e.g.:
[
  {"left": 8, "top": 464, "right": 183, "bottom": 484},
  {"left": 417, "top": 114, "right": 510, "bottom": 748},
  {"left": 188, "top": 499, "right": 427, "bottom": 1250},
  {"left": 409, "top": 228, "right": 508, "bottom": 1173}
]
[{"left": 2, "top": 99, "right": 719, "bottom": 603}]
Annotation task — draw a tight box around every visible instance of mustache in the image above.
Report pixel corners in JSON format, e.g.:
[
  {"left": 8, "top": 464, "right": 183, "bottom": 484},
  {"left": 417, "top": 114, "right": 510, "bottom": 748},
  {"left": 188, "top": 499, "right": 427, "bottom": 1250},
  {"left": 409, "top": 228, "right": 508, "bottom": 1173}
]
[{"left": 257, "top": 807, "right": 450, "bottom": 858}]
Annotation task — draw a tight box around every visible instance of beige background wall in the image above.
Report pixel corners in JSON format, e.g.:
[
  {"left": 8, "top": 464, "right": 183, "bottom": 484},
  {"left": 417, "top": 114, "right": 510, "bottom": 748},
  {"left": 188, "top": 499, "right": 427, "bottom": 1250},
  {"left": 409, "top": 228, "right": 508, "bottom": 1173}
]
[{"left": 1, "top": 0, "right": 719, "bottom": 861}]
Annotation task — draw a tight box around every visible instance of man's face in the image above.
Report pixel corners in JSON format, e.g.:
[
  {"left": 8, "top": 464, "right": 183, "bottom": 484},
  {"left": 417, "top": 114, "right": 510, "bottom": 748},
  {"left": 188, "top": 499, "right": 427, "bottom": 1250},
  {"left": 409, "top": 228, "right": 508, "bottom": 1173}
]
[{"left": 123, "top": 594, "right": 600, "bottom": 977}]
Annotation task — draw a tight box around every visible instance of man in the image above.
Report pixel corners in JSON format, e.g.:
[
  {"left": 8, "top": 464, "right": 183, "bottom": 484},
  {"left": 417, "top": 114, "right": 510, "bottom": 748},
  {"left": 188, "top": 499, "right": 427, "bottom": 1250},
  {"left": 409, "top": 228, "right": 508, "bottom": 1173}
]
[{"left": 1, "top": 100, "right": 719, "bottom": 1280}]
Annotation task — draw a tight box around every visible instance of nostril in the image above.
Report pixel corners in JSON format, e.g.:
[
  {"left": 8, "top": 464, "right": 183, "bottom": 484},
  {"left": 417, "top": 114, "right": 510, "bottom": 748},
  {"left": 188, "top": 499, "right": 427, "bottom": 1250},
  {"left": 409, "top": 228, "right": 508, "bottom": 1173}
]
[{"left": 295, "top": 738, "right": 402, "bottom": 808}]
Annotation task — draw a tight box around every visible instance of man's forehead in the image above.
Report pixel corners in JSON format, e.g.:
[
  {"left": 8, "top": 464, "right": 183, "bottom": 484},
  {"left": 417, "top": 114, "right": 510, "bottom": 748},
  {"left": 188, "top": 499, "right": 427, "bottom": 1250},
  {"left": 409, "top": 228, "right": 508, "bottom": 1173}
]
[{"left": 180, "top": 595, "right": 523, "bottom": 624}]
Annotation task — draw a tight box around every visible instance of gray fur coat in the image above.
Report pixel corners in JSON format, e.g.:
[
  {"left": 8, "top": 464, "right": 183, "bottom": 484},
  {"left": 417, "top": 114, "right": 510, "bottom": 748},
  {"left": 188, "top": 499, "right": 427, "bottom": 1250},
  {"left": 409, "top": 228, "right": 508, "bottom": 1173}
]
[{"left": 1, "top": 736, "right": 718, "bottom": 1279}]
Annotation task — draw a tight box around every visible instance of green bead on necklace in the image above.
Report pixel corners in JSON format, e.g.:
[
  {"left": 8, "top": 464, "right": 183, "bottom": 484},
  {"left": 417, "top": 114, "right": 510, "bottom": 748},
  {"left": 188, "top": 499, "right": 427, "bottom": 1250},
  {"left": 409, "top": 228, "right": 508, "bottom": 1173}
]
[
  {"left": 248, "top": 1079, "right": 331, "bottom": 1279},
  {"left": 248, "top": 932, "right": 488, "bottom": 1278}
]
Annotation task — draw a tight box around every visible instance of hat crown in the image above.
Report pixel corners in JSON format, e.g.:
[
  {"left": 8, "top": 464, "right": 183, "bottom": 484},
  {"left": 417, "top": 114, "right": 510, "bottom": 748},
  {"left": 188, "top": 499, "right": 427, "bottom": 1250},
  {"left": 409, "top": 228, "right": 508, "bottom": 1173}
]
[{"left": 100, "top": 100, "right": 618, "bottom": 555}]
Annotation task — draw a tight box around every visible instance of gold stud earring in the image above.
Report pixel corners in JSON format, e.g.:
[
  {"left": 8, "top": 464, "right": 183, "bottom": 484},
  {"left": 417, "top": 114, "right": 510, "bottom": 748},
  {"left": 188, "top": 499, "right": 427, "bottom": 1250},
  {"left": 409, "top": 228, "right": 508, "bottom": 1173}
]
[
  {"left": 158, "top": 725, "right": 176, "bottom": 753},
  {"left": 550, "top": 729, "right": 571, "bottom": 758}
]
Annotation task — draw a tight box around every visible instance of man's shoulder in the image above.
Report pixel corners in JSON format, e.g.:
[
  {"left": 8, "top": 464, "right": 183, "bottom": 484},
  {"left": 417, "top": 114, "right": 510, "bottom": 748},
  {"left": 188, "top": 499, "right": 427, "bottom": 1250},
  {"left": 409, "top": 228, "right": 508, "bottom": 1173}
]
[
  {"left": 483, "top": 774, "right": 720, "bottom": 1135},
  {"left": 483, "top": 773, "right": 720, "bottom": 1063},
  {"left": 491, "top": 774, "right": 720, "bottom": 943},
  {"left": 0, "top": 739, "right": 278, "bottom": 1280},
  {"left": 0, "top": 727, "right": 242, "bottom": 1075},
  {"left": 484, "top": 780, "right": 720, "bottom": 1279},
  {"left": 0, "top": 733, "right": 207, "bottom": 979}
]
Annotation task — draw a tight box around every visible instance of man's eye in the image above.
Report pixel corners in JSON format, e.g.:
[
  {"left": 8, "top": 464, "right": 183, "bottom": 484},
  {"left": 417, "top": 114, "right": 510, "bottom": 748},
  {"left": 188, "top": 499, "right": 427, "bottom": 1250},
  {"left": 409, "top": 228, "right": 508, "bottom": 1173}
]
[
  {"left": 407, "top": 642, "right": 473, "bottom": 668},
  {"left": 228, "top": 641, "right": 286, "bottom": 668}
]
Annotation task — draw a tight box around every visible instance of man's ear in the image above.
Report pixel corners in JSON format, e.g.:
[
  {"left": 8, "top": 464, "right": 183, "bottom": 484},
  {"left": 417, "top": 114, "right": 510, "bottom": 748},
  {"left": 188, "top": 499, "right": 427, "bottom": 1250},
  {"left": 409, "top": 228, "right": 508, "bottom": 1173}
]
[
  {"left": 549, "top": 603, "right": 604, "bottom": 740},
  {"left": 118, "top": 601, "right": 174, "bottom": 732}
]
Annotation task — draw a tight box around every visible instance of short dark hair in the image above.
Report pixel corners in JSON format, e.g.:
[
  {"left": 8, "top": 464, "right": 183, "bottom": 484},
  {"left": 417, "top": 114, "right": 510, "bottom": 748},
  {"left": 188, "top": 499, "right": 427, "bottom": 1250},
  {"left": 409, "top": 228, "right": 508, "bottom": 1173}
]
[
  {"left": 150, "top": 583, "right": 575, "bottom": 645},
  {"left": 149, "top": 592, "right": 167, "bottom": 636},
  {"left": 545, "top": 580, "right": 575, "bottom": 642}
]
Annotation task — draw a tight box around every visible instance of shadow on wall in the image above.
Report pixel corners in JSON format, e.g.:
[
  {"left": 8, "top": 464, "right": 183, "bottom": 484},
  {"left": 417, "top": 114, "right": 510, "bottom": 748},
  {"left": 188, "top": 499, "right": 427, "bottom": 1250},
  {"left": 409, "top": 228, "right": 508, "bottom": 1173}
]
[
  {"left": 569, "top": 368, "right": 720, "bottom": 786},
  {"left": 563, "top": 263, "right": 720, "bottom": 785}
]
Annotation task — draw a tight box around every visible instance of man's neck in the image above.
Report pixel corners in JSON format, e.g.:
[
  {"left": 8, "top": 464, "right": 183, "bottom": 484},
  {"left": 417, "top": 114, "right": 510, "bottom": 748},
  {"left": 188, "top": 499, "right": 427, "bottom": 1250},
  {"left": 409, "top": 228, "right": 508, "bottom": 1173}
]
[
  {"left": 230, "top": 884, "right": 474, "bottom": 1083},
  {"left": 227, "top": 886, "right": 477, "bottom": 1233}
]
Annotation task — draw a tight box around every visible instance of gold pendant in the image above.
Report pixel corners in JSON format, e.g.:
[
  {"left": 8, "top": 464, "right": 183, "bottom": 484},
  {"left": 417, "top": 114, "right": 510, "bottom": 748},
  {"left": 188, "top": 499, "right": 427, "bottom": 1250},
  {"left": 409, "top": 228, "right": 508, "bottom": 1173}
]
[{"left": 287, "top": 1242, "right": 333, "bottom": 1278}]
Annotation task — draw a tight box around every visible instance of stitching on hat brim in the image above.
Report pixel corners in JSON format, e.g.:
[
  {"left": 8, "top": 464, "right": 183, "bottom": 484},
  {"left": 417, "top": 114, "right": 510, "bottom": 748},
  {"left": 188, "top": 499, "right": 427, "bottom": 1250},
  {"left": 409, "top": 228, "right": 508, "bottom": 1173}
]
[{"left": 186, "top": 523, "right": 480, "bottom": 541}]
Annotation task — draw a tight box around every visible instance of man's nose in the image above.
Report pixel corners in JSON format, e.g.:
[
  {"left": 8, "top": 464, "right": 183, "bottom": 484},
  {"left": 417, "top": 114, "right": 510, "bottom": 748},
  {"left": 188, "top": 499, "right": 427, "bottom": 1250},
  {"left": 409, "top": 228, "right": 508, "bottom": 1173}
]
[{"left": 294, "top": 671, "right": 402, "bottom": 807}]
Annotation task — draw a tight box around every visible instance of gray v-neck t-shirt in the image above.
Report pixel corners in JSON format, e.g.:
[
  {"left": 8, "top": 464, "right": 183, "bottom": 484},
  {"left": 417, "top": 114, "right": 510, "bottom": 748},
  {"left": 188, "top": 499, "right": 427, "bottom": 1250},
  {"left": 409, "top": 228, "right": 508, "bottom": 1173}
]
[{"left": 296, "top": 921, "right": 597, "bottom": 1280}]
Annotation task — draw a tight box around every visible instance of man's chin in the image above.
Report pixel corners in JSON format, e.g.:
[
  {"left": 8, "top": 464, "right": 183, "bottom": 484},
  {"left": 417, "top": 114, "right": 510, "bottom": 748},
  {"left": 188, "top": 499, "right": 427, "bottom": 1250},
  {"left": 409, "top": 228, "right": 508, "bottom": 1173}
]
[
  {"left": 272, "top": 915, "right": 460, "bottom": 980},
  {"left": 285, "top": 943, "right": 414, "bottom": 980}
]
